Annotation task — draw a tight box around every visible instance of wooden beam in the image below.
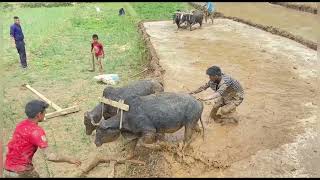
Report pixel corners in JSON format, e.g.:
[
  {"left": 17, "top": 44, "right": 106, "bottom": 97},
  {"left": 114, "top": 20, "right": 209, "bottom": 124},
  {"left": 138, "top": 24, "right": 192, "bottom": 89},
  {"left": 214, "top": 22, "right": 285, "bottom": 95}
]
[
  {"left": 99, "top": 97, "right": 129, "bottom": 111},
  {"left": 25, "top": 84, "right": 62, "bottom": 111},
  {"left": 79, "top": 155, "right": 145, "bottom": 177},
  {"left": 108, "top": 161, "right": 116, "bottom": 178},
  {"left": 44, "top": 106, "right": 80, "bottom": 120}
]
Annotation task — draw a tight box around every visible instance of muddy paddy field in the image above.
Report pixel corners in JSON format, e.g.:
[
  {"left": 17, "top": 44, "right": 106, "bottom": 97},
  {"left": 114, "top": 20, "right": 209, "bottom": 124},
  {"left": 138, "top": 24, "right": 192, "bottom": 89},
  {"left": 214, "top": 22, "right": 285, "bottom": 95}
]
[{"left": 141, "top": 18, "right": 320, "bottom": 177}]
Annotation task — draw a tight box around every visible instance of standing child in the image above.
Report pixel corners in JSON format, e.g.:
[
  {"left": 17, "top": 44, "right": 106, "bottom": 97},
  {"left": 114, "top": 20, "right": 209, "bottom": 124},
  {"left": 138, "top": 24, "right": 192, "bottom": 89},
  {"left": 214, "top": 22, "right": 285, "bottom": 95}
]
[{"left": 91, "top": 34, "right": 105, "bottom": 74}]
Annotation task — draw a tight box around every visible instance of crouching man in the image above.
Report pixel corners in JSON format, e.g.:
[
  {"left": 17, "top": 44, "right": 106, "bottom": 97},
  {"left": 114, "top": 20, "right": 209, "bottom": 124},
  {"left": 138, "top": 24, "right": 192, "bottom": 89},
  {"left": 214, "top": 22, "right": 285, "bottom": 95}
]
[
  {"left": 3, "top": 100, "right": 81, "bottom": 178},
  {"left": 190, "top": 66, "right": 244, "bottom": 123}
]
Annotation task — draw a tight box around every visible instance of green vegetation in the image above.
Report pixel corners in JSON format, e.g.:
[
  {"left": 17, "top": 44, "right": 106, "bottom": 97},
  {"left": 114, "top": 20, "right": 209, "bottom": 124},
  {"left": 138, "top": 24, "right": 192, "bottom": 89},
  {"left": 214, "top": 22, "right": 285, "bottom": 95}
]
[
  {"left": 19, "top": 2, "right": 73, "bottom": 8},
  {"left": 1, "top": 2, "right": 192, "bottom": 177},
  {"left": 131, "top": 2, "right": 192, "bottom": 20}
]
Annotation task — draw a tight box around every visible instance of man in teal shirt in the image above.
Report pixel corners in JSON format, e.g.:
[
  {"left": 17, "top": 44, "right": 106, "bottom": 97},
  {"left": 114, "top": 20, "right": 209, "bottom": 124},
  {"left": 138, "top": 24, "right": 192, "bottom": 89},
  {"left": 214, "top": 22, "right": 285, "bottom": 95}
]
[
  {"left": 207, "top": 2, "right": 213, "bottom": 13},
  {"left": 204, "top": 2, "right": 214, "bottom": 24}
]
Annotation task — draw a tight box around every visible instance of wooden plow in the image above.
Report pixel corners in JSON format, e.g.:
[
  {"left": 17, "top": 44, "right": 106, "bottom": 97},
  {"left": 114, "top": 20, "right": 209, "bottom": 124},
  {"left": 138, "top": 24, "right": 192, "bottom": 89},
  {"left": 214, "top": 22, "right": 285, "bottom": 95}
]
[{"left": 24, "top": 84, "right": 80, "bottom": 120}]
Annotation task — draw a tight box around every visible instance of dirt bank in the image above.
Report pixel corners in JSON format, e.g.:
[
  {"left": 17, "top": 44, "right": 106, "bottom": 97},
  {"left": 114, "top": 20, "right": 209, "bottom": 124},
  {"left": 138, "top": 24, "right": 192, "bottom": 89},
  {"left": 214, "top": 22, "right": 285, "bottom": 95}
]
[
  {"left": 189, "top": 2, "right": 317, "bottom": 51},
  {"left": 143, "top": 19, "right": 320, "bottom": 177},
  {"left": 269, "top": 2, "right": 317, "bottom": 14},
  {"left": 138, "top": 21, "right": 165, "bottom": 86}
]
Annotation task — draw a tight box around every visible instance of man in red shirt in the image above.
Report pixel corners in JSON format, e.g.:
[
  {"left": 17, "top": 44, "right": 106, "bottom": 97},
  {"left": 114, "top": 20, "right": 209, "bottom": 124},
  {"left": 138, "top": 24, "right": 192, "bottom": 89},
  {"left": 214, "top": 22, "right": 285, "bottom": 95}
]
[
  {"left": 91, "top": 34, "right": 105, "bottom": 74},
  {"left": 3, "top": 100, "right": 81, "bottom": 178}
]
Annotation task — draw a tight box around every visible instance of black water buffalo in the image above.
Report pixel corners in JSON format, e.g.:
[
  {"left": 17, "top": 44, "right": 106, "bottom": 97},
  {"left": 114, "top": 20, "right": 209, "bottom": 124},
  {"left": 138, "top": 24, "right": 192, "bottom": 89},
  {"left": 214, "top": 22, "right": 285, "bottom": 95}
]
[
  {"left": 184, "top": 10, "right": 204, "bottom": 31},
  {"left": 173, "top": 11, "right": 188, "bottom": 29},
  {"left": 94, "top": 92, "right": 204, "bottom": 158},
  {"left": 84, "top": 79, "right": 164, "bottom": 135}
]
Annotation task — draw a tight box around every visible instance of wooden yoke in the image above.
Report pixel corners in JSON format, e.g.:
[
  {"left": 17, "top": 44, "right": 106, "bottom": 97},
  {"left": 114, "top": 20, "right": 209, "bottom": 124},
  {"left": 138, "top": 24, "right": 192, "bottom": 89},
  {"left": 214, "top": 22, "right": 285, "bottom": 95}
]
[{"left": 99, "top": 97, "right": 129, "bottom": 111}]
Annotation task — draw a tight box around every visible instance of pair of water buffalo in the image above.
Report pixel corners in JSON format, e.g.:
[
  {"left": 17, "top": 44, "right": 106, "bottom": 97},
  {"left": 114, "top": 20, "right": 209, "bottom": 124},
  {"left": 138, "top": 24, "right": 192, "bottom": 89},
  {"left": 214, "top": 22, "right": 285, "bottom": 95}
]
[
  {"left": 173, "top": 10, "right": 204, "bottom": 31},
  {"left": 84, "top": 79, "right": 204, "bottom": 157}
]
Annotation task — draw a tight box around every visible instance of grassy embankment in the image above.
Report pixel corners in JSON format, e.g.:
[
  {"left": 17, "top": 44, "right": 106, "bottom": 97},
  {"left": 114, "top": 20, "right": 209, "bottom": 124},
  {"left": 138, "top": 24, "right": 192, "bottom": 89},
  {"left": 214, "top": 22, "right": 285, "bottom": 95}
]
[{"left": 1, "top": 2, "right": 192, "bottom": 177}]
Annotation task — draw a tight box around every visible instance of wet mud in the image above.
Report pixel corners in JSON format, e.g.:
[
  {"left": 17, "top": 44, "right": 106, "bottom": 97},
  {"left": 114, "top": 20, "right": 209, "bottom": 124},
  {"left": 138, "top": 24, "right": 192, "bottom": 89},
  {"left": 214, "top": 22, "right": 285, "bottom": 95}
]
[
  {"left": 189, "top": 2, "right": 317, "bottom": 51},
  {"left": 141, "top": 19, "right": 320, "bottom": 177}
]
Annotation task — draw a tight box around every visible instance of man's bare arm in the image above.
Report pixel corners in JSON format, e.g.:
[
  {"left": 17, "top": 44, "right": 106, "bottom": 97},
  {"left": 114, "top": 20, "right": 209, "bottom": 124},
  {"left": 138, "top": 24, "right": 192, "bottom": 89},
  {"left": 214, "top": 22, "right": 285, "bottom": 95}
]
[
  {"left": 190, "top": 83, "right": 210, "bottom": 95},
  {"left": 201, "top": 92, "right": 221, "bottom": 101},
  {"left": 201, "top": 82, "right": 228, "bottom": 101}
]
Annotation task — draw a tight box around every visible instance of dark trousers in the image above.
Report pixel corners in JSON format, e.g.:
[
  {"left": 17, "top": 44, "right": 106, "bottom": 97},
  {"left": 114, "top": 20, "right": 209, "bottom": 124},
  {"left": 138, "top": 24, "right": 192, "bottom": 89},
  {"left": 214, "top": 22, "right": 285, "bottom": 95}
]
[{"left": 15, "top": 40, "right": 27, "bottom": 68}]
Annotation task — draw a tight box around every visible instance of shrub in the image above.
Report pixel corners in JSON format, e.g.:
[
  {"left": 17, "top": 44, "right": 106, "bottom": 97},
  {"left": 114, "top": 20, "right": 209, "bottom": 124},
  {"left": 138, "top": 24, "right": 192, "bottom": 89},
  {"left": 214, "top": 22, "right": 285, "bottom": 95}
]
[{"left": 20, "top": 2, "right": 74, "bottom": 8}]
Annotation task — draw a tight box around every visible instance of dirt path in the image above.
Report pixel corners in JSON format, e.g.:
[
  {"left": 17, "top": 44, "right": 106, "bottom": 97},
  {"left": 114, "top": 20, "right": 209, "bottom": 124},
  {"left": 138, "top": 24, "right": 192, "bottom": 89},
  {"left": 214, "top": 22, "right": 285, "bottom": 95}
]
[
  {"left": 143, "top": 20, "right": 320, "bottom": 177},
  {"left": 199, "top": 2, "right": 319, "bottom": 43}
]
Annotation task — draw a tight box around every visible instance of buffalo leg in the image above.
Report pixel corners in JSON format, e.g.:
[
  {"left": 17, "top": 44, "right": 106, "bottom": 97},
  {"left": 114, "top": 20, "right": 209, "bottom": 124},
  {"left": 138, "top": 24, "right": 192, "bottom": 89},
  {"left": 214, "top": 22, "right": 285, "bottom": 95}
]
[
  {"left": 183, "top": 124, "right": 194, "bottom": 150},
  {"left": 156, "top": 132, "right": 166, "bottom": 142},
  {"left": 142, "top": 132, "right": 157, "bottom": 144},
  {"left": 126, "top": 138, "right": 139, "bottom": 160},
  {"left": 193, "top": 123, "right": 201, "bottom": 133},
  {"left": 141, "top": 132, "right": 162, "bottom": 150}
]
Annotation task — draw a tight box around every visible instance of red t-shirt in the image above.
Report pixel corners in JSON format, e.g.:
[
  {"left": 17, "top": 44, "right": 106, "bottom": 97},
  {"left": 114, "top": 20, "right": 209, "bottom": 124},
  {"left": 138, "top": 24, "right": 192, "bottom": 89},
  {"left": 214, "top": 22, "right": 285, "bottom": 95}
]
[
  {"left": 5, "top": 119, "right": 48, "bottom": 172},
  {"left": 91, "top": 42, "right": 104, "bottom": 57}
]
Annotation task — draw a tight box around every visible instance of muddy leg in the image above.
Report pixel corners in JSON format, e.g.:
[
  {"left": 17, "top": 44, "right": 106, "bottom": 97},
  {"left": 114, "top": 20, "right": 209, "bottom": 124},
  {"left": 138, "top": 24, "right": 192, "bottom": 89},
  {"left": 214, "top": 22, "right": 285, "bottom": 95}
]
[
  {"left": 141, "top": 132, "right": 162, "bottom": 151},
  {"left": 126, "top": 138, "right": 139, "bottom": 160},
  {"left": 208, "top": 97, "right": 224, "bottom": 123},
  {"left": 183, "top": 124, "right": 194, "bottom": 151},
  {"left": 193, "top": 123, "right": 201, "bottom": 133},
  {"left": 204, "top": 12, "right": 208, "bottom": 23},
  {"left": 156, "top": 132, "right": 166, "bottom": 142},
  {"left": 220, "top": 104, "right": 239, "bottom": 125},
  {"left": 209, "top": 106, "right": 222, "bottom": 123}
]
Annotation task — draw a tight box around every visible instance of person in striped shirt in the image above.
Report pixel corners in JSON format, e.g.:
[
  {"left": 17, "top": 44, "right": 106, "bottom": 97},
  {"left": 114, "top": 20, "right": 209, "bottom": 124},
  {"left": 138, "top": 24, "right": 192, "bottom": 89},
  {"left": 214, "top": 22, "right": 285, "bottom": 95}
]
[{"left": 190, "top": 66, "right": 244, "bottom": 123}]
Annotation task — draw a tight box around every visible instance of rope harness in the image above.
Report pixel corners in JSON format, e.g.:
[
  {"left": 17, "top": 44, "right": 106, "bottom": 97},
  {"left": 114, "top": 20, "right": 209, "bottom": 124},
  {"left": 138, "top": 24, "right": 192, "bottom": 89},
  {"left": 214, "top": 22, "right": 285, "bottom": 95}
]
[{"left": 118, "top": 99, "right": 124, "bottom": 129}]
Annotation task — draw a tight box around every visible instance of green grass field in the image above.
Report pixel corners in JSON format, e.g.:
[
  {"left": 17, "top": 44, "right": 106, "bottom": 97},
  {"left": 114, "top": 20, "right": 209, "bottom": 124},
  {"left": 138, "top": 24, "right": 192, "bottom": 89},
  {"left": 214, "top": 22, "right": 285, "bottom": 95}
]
[{"left": 1, "top": 2, "right": 192, "bottom": 177}]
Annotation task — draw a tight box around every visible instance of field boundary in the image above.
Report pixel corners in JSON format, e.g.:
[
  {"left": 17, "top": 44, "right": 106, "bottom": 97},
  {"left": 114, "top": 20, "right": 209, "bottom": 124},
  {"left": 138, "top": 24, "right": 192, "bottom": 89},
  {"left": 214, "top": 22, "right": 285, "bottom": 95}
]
[
  {"left": 189, "top": 2, "right": 317, "bottom": 51},
  {"left": 137, "top": 3, "right": 317, "bottom": 89},
  {"left": 269, "top": 2, "right": 317, "bottom": 15},
  {"left": 137, "top": 21, "right": 165, "bottom": 86}
]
